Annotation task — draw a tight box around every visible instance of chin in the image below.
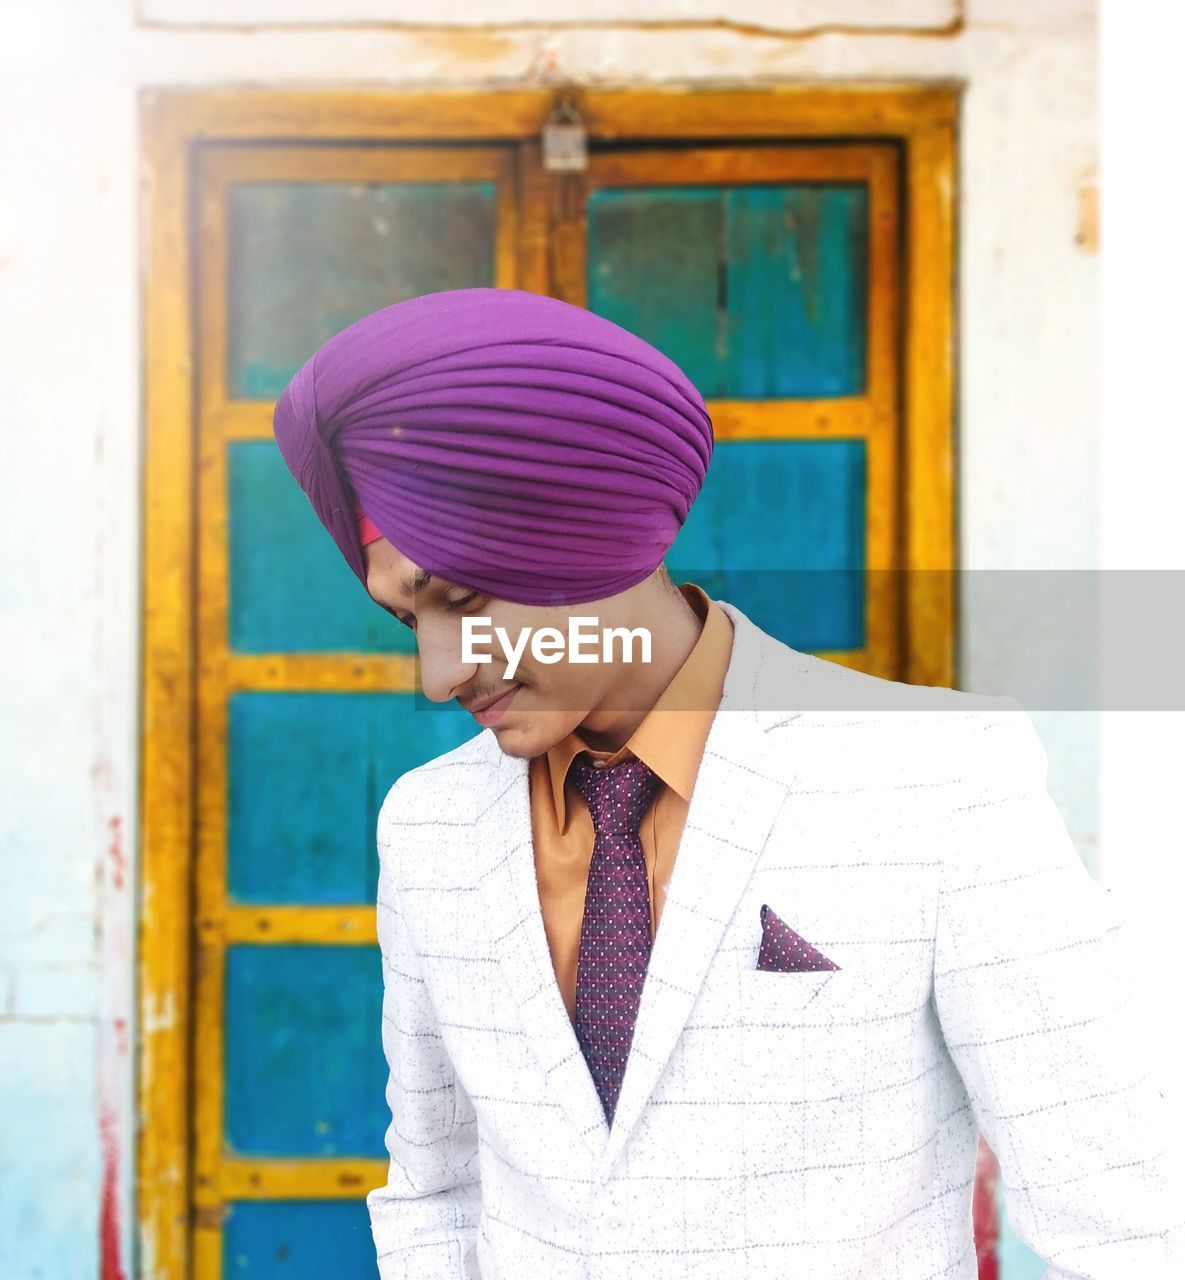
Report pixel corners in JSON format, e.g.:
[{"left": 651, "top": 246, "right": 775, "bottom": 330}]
[
  {"left": 485, "top": 717, "right": 569, "bottom": 761},
  {"left": 486, "top": 724, "right": 540, "bottom": 759}
]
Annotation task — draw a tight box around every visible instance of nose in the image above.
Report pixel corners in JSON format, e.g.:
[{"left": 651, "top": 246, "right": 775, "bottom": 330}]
[{"left": 414, "top": 616, "right": 481, "bottom": 704}]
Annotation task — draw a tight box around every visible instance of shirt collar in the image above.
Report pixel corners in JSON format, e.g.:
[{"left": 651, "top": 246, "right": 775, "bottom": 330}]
[{"left": 543, "top": 581, "right": 733, "bottom": 831}]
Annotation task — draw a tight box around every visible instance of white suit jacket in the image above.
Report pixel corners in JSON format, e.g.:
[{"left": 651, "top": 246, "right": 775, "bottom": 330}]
[{"left": 367, "top": 599, "right": 1181, "bottom": 1279}]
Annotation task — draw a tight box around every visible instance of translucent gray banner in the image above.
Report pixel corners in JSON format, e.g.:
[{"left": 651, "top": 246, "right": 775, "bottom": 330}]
[{"left": 403, "top": 570, "right": 1185, "bottom": 713}]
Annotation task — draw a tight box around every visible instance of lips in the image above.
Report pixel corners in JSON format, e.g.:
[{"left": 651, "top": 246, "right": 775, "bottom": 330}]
[{"left": 469, "top": 685, "right": 520, "bottom": 727}]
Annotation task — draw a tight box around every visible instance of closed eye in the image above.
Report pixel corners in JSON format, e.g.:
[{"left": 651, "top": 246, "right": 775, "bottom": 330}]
[{"left": 379, "top": 591, "right": 477, "bottom": 629}]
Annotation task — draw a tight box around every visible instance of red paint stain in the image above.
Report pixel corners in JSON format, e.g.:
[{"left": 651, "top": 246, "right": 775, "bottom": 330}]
[
  {"left": 973, "top": 1135, "right": 1001, "bottom": 1280},
  {"left": 93, "top": 755, "right": 128, "bottom": 1279},
  {"left": 99, "top": 1101, "right": 127, "bottom": 1280},
  {"left": 107, "top": 813, "right": 126, "bottom": 891}
]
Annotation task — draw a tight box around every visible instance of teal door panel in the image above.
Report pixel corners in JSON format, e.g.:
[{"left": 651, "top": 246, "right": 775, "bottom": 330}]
[
  {"left": 588, "top": 183, "right": 868, "bottom": 398},
  {"left": 228, "top": 440, "right": 414, "bottom": 655},
  {"left": 227, "top": 181, "right": 497, "bottom": 400},
  {"left": 228, "top": 691, "right": 478, "bottom": 905},
  {"left": 225, "top": 944, "right": 387, "bottom": 1158},
  {"left": 589, "top": 188, "right": 722, "bottom": 394},
  {"left": 222, "top": 1200, "right": 378, "bottom": 1277},
  {"left": 666, "top": 438, "right": 866, "bottom": 650},
  {"left": 724, "top": 186, "right": 868, "bottom": 397}
]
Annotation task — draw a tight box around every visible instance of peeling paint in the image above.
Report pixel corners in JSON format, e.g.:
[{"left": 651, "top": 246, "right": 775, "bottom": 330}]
[{"left": 142, "top": 990, "right": 177, "bottom": 1034}]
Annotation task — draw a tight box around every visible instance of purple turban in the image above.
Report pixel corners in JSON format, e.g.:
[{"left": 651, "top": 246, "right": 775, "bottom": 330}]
[{"left": 271, "top": 287, "right": 713, "bottom": 606}]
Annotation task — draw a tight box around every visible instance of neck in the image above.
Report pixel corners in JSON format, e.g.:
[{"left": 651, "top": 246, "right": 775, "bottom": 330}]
[{"left": 575, "top": 584, "right": 703, "bottom": 752}]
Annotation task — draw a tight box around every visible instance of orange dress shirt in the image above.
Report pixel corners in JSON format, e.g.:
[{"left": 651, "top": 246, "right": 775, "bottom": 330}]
[{"left": 528, "top": 581, "right": 735, "bottom": 1025}]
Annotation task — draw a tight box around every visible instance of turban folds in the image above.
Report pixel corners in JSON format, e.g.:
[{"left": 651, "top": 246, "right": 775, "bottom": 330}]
[{"left": 272, "top": 287, "right": 713, "bottom": 606}]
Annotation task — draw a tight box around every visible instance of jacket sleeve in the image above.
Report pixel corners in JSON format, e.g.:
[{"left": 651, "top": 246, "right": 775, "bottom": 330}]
[
  {"left": 931, "top": 696, "right": 1184, "bottom": 1279},
  {"left": 366, "top": 778, "right": 482, "bottom": 1280}
]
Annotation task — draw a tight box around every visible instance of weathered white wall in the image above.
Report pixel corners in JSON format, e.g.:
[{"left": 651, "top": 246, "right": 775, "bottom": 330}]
[
  {"left": 0, "top": 2, "right": 1107, "bottom": 1276},
  {"left": 1097, "top": 0, "right": 1185, "bottom": 1228}
]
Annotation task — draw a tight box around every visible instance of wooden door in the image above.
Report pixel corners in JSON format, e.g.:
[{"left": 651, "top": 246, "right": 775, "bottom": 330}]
[{"left": 140, "top": 88, "right": 965, "bottom": 1280}]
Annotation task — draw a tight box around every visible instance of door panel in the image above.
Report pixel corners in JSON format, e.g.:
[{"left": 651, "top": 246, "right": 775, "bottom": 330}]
[
  {"left": 226, "top": 179, "right": 498, "bottom": 399},
  {"left": 224, "top": 944, "right": 388, "bottom": 1157},
  {"left": 666, "top": 436, "right": 867, "bottom": 651},
  {"left": 226, "top": 691, "right": 473, "bottom": 904},
  {"left": 588, "top": 183, "right": 869, "bottom": 397},
  {"left": 227, "top": 440, "right": 415, "bottom": 654},
  {"left": 221, "top": 1200, "right": 376, "bottom": 1278}
]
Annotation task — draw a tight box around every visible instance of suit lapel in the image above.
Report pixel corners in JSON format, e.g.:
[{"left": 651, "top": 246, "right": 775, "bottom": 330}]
[
  {"left": 472, "top": 738, "right": 611, "bottom": 1161},
  {"left": 595, "top": 602, "right": 801, "bottom": 1177},
  {"left": 469, "top": 600, "right": 808, "bottom": 1177}
]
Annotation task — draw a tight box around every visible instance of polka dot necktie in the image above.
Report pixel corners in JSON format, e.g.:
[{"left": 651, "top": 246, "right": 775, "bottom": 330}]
[{"left": 570, "top": 756, "right": 663, "bottom": 1126}]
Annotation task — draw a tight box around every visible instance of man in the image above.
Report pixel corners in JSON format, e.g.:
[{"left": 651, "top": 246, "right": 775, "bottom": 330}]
[{"left": 273, "top": 287, "right": 1180, "bottom": 1278}]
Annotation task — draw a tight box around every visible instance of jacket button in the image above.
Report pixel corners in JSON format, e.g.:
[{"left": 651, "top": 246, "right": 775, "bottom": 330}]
[{"left": 600, "top": 1208, "right": 630, "bottom": 1240}]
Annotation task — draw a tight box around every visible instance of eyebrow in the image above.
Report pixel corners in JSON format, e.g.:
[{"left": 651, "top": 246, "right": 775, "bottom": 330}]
[
  {"left": 400, "top": 568, "right": 434, "bottom": 597},
  {"left": 371, "top": 568, "right": 436, "bottom": 627}
]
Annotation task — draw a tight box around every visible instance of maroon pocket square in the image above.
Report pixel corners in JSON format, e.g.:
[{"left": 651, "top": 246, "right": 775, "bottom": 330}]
[{"left": 756, "top": 904, "right": 841, "bottom": 972}]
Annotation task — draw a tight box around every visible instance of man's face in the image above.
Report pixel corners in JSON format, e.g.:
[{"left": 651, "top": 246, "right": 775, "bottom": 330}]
[{"left": 363, "top": 538, "right": 650, "bottom": 759}]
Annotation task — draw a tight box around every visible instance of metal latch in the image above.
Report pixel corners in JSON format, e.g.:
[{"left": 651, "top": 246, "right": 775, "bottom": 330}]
[{"left": 542, "top": 93, "right": 588, "bottom": 172}]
